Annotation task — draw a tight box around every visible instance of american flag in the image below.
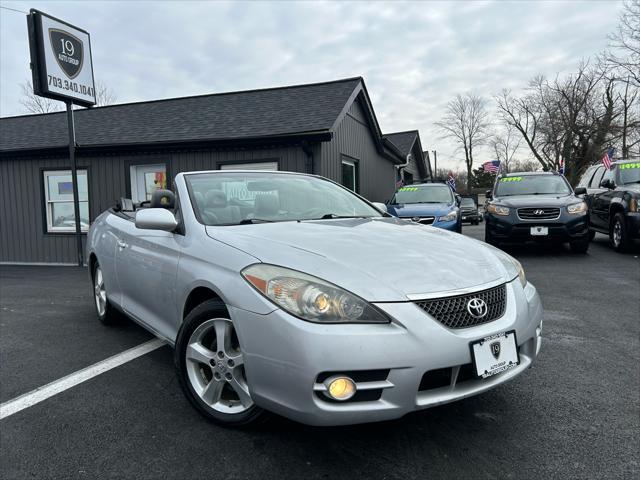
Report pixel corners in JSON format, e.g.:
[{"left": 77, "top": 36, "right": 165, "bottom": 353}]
[
  {"left": 482, "top": 160, "right": 501, "bottom": 173},
  {"left": 602, "top": 147, "right": 615, "bottom": 170},
  {"left": 395, "top": 178, "right": 404, "bottom": 188},
  {"left": 447, "top": 172, "right": 456, "bottom": 192}
]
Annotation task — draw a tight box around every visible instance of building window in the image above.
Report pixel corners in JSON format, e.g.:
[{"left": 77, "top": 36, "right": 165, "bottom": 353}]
[
  {"left": 130, "top": 164, "right": 167, "bottom": 203},
  {"left": 404, "top": 171, "right": 414, "bottom": 185},
  {"left": 43, "top": 170, "right": 89, "bottom": 232},
  {"left": 341, "top": 158, "right": 359, "bottom": 192}
]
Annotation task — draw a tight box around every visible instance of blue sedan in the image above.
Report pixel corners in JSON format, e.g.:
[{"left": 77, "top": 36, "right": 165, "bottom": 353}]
[{"left": 386, "top": 183, "right": 462, "bottom": 232}]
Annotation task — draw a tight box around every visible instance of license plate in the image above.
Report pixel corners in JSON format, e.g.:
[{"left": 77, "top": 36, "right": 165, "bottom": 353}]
[
  {"left": 530, "top": 226, "right": 548, "bottom": 236},
  {"left": 470, "top": 330, "right": 519, "bottom": 378}
]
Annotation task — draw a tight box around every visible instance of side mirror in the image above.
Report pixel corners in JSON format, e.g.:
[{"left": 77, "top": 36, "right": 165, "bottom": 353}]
[
  {"left": 135, "top": 208, "right": 178, "bottom": 232},
  {"left": 599, "top": 179, "right": 615, "bottom": 190},
  {"left": 574, "top": 187, "right": 587, "bottom": 196},
  {"left": 371, "top": 202, "right": 387, "bottom": 214},
  {"left": 486, "top": 189, "right": 493, "bottom": 200}
]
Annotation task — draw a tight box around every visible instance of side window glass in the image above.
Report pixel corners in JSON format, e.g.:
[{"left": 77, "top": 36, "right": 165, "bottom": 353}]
[
  {"left": 601, "top": 168, "right": 615, "bottom": 184},
  {"left": 578, "top": 167, "right": 594, "bottom": 187},
  {"left": 590, "top": 167, "right": 605, "bottom": 188}
]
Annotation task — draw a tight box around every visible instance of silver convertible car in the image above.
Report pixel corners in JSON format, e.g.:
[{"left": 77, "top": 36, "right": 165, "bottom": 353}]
[{"left": 87, "top": 170, "right": 543, "bottom": 426}]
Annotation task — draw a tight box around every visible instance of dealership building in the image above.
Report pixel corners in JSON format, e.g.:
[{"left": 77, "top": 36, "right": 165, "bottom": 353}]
[{"left": 0, "top": 77, "right": 431, "bottom": 265}]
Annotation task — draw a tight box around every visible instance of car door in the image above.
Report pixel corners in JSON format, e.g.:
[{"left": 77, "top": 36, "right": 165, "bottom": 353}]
[
  {"left": 115, "top": 208, "right": 182, "bottom": 341},
  {"left": 591, "top": 167, "right": 616, "bottom": 230}
]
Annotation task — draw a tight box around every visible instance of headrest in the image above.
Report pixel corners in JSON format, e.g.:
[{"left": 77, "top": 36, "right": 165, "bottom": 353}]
[
  {"left": 150, "top": 189, "right": 175, "bottom": 209},
  {"left": 254, "top": 193, "right": 279, "bottom": 216},
  {"left": 194, "top": 191, "right": 205, "bottom": 208},
  {"left": 206, "top": 190, "right": 228, "bottom": 208}
]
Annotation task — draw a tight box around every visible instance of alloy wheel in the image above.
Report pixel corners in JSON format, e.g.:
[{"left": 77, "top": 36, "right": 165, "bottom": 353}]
[
  {"left": 613, "top": 220, "right": 622, "bottom": 247},
  {"left": 185, "top": 318, "right": 253, "bottom": 414},
  {"left": 94, "top": 267, "right": 107, "bottom": 316}
]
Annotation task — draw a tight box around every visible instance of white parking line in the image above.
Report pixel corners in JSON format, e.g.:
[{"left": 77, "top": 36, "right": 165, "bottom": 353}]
[{"left": 0, "top": 338, "right": 165, "bottom": 420}]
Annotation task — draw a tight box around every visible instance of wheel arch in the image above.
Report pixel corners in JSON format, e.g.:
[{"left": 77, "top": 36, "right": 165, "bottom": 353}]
[
  {"left": 183, "top": 286, "right": 228, "bottom": 320},
  {"left": 609, "top": 202, "right": 625, "bottom": 224}
]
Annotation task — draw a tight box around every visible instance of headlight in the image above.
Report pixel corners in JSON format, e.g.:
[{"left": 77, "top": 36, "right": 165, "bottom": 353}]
[
  {"left": 567, "top": 201, "right": 588, "bottom": 215},
  {"left": 484, "top": 245, "right": 527, "bottom": 287},
  {"left": 487, "top": 204, "right": 510, "bottom": 216},
  {"left": 512, "top": 257, "right": 527, "bottom": 287},
  {"left": 438, "top": 211, "right": 457, "bottom": 222},
  {"left": 241, "top": 264, "right": 390, "bottom": 323}
]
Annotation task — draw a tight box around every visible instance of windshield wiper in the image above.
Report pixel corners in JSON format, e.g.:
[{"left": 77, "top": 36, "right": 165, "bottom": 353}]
[
  {"left": 237, "top": 218, "right": 275, "bottom": 225},
  {"left": 313, "top": 214, "right": 372, "bottom": 220}
]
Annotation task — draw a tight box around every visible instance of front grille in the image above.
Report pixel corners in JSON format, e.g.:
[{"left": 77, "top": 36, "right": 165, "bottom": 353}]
[
  {"left": 402, "top": 216, "right": 435, "bottom": 225},
  {"left": 414, "top": 284, "right": 506, "bottom": 329},
  {"left": 517, "top": 207, "right": 560, "bottom": 220}
]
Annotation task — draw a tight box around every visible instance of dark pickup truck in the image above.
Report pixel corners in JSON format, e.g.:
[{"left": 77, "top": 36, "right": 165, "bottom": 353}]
[{"left": 578, "top": 160, "right": 640, "bottom": 252}]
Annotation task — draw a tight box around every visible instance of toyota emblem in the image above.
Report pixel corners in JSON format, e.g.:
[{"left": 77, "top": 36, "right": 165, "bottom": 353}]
[
  {"left": 466, "top": 298, "right": 488, "bottom": 318},
  {"left": 534, "top": 209, "right": 545, "bottom": 215}
]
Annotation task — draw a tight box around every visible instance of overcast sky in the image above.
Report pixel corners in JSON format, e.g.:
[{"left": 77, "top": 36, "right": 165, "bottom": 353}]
[{"left": 0, "top": 0, "right": 623, "bottom": 170}]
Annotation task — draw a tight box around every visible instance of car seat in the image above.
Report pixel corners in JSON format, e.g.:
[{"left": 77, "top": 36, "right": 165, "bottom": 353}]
[
  {"left": 254, "top": 193, "right": 280, "bottom": 219},
  {"left": 203, "top": 190, "right": 241, "bottom": 224}
]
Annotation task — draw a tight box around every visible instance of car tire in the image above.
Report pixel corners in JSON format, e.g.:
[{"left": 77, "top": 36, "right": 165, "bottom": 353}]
[
  {"left": 588, "top": 230, "right": 596, "bottom": 242},
  {"left": 570, "top": 236, "right": 590, "bottom": 254},
  {"left": 175, "top": 299, "right": 267, "bottom": 427},
  {"left": 610, "top": 212, "right": 632, "bottom": 252},
  {"left": 92, "top": 262, "right": 118, "bottom": 325}
]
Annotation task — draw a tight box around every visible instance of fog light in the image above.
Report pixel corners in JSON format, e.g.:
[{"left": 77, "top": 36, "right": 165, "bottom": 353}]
[{"left": 325, "top": 376, "right": 356, "bottom": 401}]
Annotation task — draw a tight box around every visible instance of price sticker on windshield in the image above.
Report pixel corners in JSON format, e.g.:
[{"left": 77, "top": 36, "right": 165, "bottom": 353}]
[
  {"left": 619, "top": 163, "right": 640, "bottom": 169},
  {"left": 399, "top": 187, "right": 418, "bottom": 191},
  {"left": 500, "top": 177, "right": 523, "bottom": 182}
]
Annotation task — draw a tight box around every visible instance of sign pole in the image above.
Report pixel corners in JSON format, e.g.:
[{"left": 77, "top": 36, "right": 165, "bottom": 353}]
[{"left": 66, "top": 101, "right": 83, "bottom": 266}]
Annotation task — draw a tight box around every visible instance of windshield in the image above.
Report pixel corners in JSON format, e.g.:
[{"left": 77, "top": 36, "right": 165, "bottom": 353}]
[
  {"left": 460, "top": 198, "right": 476, "bottom": 207},
  {"left": 391, "top": 185, "right": 453, "bottom": 204},
  {"left": 494, "top": 175, "right": 571, "bottom": 196},
  {"left": 185, "top": 172, "right": 381, "bottom": 225},
  {"left": 619, "top": 162, "right": 640, "bottom": 184}
]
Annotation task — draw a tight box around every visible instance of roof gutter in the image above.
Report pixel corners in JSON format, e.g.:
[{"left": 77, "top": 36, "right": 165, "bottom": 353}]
[{"left": 0, "top": 131, "right": 333, "bottom": 158}]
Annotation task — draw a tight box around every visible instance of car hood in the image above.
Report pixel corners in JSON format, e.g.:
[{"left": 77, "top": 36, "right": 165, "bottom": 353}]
[
  {"left": 206, "top": 218, "right": 512, "bottom": 302},
  {"left": 387, "top": 203, "right": 455, "bottom": 218},
  {"left": 618, "top": 183, "right": 640, "bottom": 194},
  {"left": 492, "top": 194, "right": 577, "bottom": 207}
]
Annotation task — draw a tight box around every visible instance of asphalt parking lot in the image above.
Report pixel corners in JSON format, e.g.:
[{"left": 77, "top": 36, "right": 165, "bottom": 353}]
[{"left": 1, "top": 225, "right": 638, "bottom": 480}]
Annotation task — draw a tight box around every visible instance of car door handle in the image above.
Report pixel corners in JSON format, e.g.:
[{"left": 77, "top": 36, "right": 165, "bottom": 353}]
[{"left": 117, "top": 239, "right": 128, "bottom": 249}]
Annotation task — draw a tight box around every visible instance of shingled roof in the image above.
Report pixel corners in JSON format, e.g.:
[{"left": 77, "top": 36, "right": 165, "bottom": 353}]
[
  {"left": 383, "top": 130, "right": 419, "bottom": 157},
  {"left": 1, "top": 77, "right": 365, "bottom": 153}
]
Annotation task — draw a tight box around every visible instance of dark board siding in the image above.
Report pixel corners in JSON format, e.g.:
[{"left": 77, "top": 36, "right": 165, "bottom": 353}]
[
  {"left": 320, "top": 99, "right": 396, "bottom": 202},
  {"left": 0, "top": 155, "right": 86, "bottom": 264},
  {"left": 0, "top": 144, "right": 308, "bottom": 264}
]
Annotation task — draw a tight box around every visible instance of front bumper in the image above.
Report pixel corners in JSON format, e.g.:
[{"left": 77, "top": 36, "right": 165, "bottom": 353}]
[
  {"left": 432, "top": 218, "right": 459, "bottom": 231},
  {"left": 230, "top": 279, "right": 542, "bottom": 426},
  {"left": 486, "top": 211, "right": 589, "bottom": 243},
  {"left": 461, "top": 211, "right": 480, "bottom": 222},
  {"left": 626, "top": 212, "right": 640, "bottom": 239}
]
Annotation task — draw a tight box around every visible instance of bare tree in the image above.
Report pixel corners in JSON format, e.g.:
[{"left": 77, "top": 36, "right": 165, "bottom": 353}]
[
  {"left": 606, "top": 0, "right": 640, "bottom": 86},
  {"left": 19, "top": 81, "right": 62, "bottom": 114},
  {"left": 95, "top": 80, "right": 117, "bottom": 106},
  {"left": 435, "top": 93, "right": 490, "bottom": 190},
  {"left": 510, "top": 159, "right": 540, "bottom": 172},
  {"left": 19, "top": 79, "right": 117, "bottom": 114},
  {"left": 495, "top": 63, "right": 620, "bottom": 184},
  {"left": 488, "top": 123, "right": 522, "bottom": 173}
]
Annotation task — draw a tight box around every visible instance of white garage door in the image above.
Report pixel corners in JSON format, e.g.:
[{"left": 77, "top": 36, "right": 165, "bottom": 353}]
[{"left": 220, "top": 162, "right": 278, "bottom": 171}]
